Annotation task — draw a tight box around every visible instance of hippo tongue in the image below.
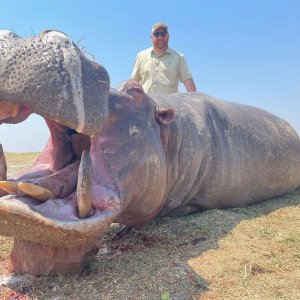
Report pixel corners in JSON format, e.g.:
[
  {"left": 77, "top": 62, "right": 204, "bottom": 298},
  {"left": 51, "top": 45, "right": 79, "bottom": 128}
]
[{"left": 13, "top": 150, "right": 94, "bottom": 219}]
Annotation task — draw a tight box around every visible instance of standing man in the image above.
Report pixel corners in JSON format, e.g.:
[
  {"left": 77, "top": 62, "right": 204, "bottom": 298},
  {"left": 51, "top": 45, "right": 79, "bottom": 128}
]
[{"left": 131, "top": 22, "right": 196, "bottom": 95}]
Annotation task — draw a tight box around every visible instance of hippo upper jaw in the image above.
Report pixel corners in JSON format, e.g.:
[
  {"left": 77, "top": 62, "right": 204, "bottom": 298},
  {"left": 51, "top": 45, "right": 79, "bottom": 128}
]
[{"left": 0, "top": 30, "right": 110, "bottom": 136}]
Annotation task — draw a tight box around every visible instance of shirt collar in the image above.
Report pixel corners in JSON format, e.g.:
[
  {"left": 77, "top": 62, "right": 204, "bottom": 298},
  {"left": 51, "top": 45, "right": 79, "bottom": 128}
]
[{"left": 151, "top": 47, "right": 171, "bottom": 56}]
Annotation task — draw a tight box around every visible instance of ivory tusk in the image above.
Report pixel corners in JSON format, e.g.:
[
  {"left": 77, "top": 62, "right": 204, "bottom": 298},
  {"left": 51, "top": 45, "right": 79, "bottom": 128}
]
[
  {"left": 0, "top": 181, "right": 18, "bottom": 195},
  {"left": 10, "top": 103, "right": 20, "bottom": 117},
  {"left": 77, "top": 150, "right": 93, "bottom": 218},
  {"left": 18, "top": 182, "right": 55, "bottom": 201}
]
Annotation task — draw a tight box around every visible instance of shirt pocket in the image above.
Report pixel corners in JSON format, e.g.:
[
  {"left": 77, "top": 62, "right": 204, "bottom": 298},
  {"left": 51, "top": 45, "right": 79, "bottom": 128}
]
[
  {"left": 159, "top": 58, "right": 178, "bottom": 85},
  {"left": 140, "top": 59, "right": 154, "bottom": 77}
]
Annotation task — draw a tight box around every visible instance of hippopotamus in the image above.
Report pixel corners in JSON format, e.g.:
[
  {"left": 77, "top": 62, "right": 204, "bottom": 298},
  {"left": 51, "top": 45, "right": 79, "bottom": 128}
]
[{"left": 1, "top": 30, "right": 300, "bottom": 275}]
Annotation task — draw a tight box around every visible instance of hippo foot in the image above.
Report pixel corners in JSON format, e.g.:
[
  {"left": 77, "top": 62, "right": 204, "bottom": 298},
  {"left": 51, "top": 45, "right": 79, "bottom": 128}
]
[{"left": 10, "top": 239, "right": 100, "bottom": 275}]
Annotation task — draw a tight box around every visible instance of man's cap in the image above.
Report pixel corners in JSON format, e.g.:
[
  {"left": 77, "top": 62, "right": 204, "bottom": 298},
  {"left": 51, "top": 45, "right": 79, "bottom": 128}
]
[{"left": 151, "top": 22, "right": 168, "bottom": 33}]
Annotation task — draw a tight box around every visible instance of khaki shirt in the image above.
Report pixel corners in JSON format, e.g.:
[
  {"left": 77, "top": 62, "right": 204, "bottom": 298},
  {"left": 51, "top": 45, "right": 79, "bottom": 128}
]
[{"left": 131, "top": 47, "right": 192, "bottom": 95}]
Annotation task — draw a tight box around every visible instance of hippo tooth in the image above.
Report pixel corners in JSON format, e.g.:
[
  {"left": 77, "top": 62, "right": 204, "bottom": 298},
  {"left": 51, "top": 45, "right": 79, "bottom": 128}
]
[
  {"left": 18, "top": 182, "right": 55, "bottom": 201},
  {"left": 0, "top": 181, "right": 18, "bottom": 195},
  {"left": 77, "top": 150, "right": 93, "bottom": 219},
  {"left": 10, "top": 103, "right": 20, "bottom": 117},
  {"left": 0, "top": 101, "right": 20, "bottom": 120}
]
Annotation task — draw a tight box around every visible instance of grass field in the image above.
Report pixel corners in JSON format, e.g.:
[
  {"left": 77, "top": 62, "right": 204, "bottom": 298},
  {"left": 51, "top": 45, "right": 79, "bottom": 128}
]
[{"left": 0, "top": 152, "right": 299, "bottom": 299}]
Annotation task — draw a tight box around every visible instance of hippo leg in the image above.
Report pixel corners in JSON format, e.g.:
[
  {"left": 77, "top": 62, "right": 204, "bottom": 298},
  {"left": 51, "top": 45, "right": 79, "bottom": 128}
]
[{"left": 10, "top": 239, "right": 99, "bottom": 275}]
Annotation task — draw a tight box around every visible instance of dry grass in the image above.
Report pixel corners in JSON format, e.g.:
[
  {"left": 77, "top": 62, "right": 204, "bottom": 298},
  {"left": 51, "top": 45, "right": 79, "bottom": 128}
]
[
  {"left": 0, "top": 152, "right": 299, "bottom": 299},
  {"left": 189, "top": 205, "right": 300, "bottom": 299},
  {"left": 4, "top": 152, "right": 40, "bottom": 178}
]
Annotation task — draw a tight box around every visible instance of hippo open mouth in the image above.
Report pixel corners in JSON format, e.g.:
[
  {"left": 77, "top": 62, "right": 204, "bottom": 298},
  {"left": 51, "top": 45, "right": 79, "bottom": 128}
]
[
  {"left": 0, "top": 95, "right": 126, "bottom": 274},
  {"left": 0, "top": 102, "right": 121, "bottom": 249},
  {"left": 0, "top": 30, "right": 125, "bottom": 274}
]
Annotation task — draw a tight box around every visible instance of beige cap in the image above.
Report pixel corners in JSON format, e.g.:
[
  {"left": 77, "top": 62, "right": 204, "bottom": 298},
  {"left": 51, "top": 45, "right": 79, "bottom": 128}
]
[{"left": 151, "top": 22, "right": 168, "bottom": 33}]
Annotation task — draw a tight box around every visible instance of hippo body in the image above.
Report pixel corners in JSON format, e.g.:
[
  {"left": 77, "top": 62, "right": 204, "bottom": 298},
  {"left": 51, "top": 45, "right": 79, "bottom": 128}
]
[
  {"left": 150, "top": 92, "right": 300, "bottom": 216},
  {"left": 106, "top": 86, "right": 300, "bottom": 225},
  {"left": 0, "top": 30, "right": 300, "bottom": 275}
]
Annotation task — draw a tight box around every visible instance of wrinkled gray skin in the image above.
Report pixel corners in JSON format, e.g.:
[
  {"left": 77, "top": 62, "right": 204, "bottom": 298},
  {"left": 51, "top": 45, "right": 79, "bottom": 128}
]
[
  {"left": 1, "top": 30, "right": 300, "bottom": 275},
  {"left": 0, "top": 29, "right": 110, "bottom": 135}
]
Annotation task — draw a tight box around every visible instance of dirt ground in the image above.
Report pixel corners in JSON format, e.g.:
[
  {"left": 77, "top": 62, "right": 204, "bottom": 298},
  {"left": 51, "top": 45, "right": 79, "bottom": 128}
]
[{"left": 0, "top": 153, "right": 299, "bottom": 300}]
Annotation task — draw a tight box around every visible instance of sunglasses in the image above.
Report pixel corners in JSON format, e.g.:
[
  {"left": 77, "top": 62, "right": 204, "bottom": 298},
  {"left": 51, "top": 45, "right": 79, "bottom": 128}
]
[{"left": 153, "top": 31, "right": 167, "bottom": 37}]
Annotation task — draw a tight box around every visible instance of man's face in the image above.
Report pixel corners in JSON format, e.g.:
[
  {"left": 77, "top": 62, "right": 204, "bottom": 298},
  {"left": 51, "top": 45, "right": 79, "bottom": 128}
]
[{"left": 151, "top": 27, "right": 169, "bottom": 50}]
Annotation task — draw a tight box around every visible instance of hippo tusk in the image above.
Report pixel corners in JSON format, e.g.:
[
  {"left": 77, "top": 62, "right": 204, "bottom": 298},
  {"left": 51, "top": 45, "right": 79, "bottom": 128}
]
[
  {"left": 18, "top": 182, "right": 55, "bottom": 201},
  {"left": 0, "top": 181, "right": 18, "bottom": 195},
  {"left": 77, "top": 150, "right": 93, "bottom": 219},
  {"left": 10, "top": 103, "right": 20, "bottom": 117}
]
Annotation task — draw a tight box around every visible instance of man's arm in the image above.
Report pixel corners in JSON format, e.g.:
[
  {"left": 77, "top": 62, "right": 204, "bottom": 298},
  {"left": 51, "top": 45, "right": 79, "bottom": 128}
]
[
  {"left": 183, "top": 78, "right": 197, "bottom": 92},
  {"left": 131, "top": 55, "right": 141, "bottom": 82},
  {"left": 178, "top": 54, "right": 197, "bottom": 92}
]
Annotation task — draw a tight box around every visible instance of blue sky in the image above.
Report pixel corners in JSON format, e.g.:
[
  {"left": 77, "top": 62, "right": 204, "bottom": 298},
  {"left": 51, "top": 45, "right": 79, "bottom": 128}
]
[{"left": 0, "top": 0, "right": 299, "bottom": 152}]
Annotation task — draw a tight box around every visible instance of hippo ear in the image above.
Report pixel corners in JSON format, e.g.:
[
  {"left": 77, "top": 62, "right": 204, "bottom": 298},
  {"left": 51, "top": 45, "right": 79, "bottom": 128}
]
[{"left": 155, "top": 108, "right": 175, "bottom": 125}]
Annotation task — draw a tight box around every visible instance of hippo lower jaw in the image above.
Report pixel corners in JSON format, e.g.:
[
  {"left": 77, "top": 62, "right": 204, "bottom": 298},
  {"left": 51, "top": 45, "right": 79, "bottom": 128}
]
[
  {"left": 0, "top": 192, "right": 119, "bottom": 274},
  {"left": 0, "top": 111, "right": 121, "bottom": 274},
  {"left": 0, "top": 192, "right": 120, "bottom": 248}
]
